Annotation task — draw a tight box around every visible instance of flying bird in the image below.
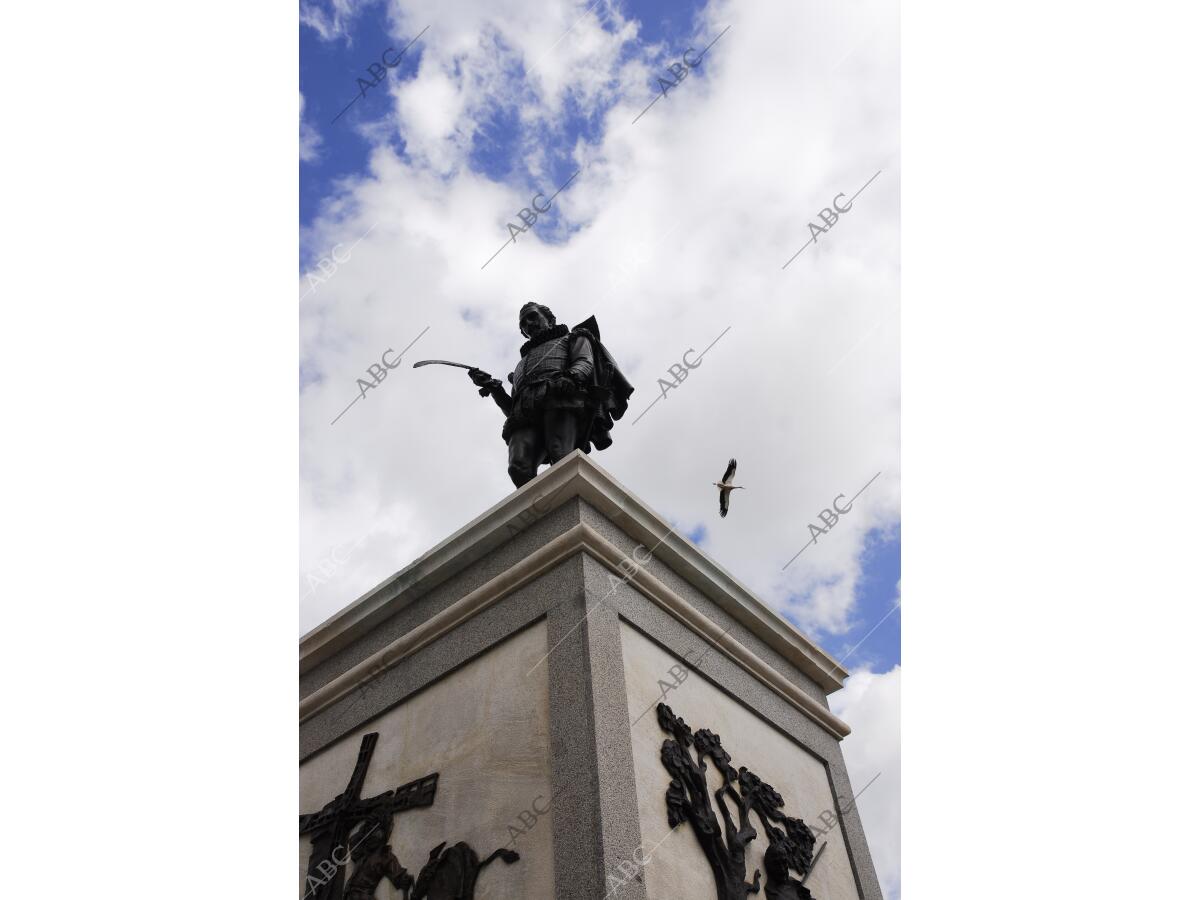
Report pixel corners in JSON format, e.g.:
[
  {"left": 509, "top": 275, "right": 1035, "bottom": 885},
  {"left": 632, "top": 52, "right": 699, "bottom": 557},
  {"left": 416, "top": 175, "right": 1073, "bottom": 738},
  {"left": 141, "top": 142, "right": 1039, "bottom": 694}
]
[{"left": 713, "top": 458, "right": 745, "bottom": 518}]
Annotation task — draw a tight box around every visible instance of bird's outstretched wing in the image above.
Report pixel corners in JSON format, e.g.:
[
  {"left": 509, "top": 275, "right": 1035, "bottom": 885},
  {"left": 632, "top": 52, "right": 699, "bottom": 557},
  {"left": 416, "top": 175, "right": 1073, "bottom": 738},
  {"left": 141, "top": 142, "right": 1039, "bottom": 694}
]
[
  {"left": 722, "top": 458, "right": 737, "bottom": 484},
  {"left": 719, "top": 489, "right": 730, "bottom": 518}
]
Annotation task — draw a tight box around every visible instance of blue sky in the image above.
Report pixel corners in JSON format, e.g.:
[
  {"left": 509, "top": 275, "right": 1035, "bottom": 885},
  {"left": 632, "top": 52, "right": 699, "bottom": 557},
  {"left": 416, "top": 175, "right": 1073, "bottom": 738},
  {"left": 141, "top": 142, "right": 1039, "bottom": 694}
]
[
  {"left": 685, "top": 519, "right": 900, "bottom": 672},
  {"left": 301, "top": 0, "right": 400, "bottom": 230},
  {"left": 303, "top": 0, "right": 719, "bottom": 245},
  {"left": 828, "top": 524, "right": 900, "bottom": 670}
]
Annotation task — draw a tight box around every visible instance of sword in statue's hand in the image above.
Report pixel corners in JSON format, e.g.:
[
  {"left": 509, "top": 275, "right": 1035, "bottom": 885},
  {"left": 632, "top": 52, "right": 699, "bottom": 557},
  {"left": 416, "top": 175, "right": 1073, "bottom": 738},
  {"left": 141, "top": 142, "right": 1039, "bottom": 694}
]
[{"left": 412, "top": 359, "right": 501, "bottom": 396}]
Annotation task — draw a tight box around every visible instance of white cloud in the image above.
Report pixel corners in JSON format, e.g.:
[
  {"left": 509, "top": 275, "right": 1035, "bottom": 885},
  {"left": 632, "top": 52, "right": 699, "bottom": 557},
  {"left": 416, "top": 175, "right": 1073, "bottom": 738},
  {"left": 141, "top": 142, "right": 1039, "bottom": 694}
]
[
  {"left": 300, "top": 0, "right": 365, "bottom": 43},
  {"left": 832, "top": 666, "right": 901, "bottom": 900},
  {"left": 300, "top": 93, "right": 322, "bottom": 164},
  {"left": 300, "top": 0, "right": 899, "bottom": 642}
]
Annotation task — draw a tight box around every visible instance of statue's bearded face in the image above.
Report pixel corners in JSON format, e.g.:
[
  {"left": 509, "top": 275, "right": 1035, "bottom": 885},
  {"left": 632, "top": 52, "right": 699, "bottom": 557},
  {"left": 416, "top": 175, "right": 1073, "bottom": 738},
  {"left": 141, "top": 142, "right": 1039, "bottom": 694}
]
[{"left": 520, "top": 306, "right": 553, "bottom": 338}]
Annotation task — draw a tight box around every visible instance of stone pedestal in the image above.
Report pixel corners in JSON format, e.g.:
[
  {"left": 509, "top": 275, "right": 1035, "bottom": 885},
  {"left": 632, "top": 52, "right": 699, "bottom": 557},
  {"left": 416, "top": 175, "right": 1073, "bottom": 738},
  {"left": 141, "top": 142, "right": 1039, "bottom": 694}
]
[{"left": 300, "top": 451, "right": 883, "bottom": 900}]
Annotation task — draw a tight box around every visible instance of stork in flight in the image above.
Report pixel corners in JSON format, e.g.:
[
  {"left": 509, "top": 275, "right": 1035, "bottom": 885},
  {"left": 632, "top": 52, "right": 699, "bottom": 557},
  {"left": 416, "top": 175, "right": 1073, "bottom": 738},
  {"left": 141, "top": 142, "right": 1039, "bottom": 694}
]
[{"left": 713, "top": 458, "right": 745, "bottom": 518}]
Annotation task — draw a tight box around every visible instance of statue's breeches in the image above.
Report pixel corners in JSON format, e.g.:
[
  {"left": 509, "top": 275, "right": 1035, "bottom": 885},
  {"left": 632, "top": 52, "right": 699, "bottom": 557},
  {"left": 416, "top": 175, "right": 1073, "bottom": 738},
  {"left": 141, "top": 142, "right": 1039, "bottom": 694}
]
[{"left": 501, "top": 382, "right": 587, "bottom": 441}]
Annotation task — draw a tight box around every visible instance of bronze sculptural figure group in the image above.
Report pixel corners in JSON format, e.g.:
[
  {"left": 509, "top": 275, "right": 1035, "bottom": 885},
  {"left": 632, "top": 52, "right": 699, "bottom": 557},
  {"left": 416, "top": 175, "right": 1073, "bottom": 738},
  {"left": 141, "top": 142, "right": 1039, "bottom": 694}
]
[{"left": 300, "top": 733, "right": 519, "bottom": 900}]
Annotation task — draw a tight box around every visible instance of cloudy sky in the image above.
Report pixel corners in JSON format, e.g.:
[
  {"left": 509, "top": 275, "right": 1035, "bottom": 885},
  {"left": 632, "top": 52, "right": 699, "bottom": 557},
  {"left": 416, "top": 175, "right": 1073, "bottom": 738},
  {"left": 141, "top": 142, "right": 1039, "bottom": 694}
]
[{"left": 299, "top": 0, "right": 899, "bottom": 895}]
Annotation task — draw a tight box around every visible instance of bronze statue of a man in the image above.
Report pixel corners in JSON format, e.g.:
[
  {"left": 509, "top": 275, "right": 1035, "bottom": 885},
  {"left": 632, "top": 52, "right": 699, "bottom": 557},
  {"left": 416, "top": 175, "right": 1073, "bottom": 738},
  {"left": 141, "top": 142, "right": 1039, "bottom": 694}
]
[{"left": 468, "top": 303, "right": 632, "bottom": 487}]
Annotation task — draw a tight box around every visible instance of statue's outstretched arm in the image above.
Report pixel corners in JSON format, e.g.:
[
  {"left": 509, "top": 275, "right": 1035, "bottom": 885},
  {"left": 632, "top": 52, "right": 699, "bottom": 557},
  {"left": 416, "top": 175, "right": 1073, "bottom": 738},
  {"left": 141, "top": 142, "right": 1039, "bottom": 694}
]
[{"left": 468, "top": 368, "right": 513, "bottom": 415}]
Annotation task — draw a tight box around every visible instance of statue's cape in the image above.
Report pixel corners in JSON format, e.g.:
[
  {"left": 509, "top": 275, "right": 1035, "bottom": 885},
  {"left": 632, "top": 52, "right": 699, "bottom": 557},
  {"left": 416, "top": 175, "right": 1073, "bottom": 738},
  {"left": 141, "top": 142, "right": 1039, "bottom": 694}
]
[{"left": 570, "top": 315, "right": 634, "bottom": 453}]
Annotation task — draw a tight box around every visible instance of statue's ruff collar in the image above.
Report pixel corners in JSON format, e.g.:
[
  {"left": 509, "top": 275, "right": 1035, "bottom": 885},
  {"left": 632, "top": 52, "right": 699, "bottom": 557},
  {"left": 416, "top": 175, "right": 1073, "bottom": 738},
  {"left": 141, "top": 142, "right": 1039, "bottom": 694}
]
[{"left": 519, "top": 323, "right": 569, "bottom": 356}]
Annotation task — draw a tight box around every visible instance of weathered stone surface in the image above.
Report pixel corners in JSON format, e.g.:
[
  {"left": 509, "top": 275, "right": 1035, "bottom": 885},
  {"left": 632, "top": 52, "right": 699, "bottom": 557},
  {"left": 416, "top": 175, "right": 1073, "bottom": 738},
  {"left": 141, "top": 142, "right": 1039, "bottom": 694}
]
[
  {"left": 300, "top": 623, "right": 553, "bottom": 899},
  {"left": 299, "top": 452, "right": 882, "bottom": 900},
  {"left": 620, "top": 622, "right": 863, "bottom": 900}
]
